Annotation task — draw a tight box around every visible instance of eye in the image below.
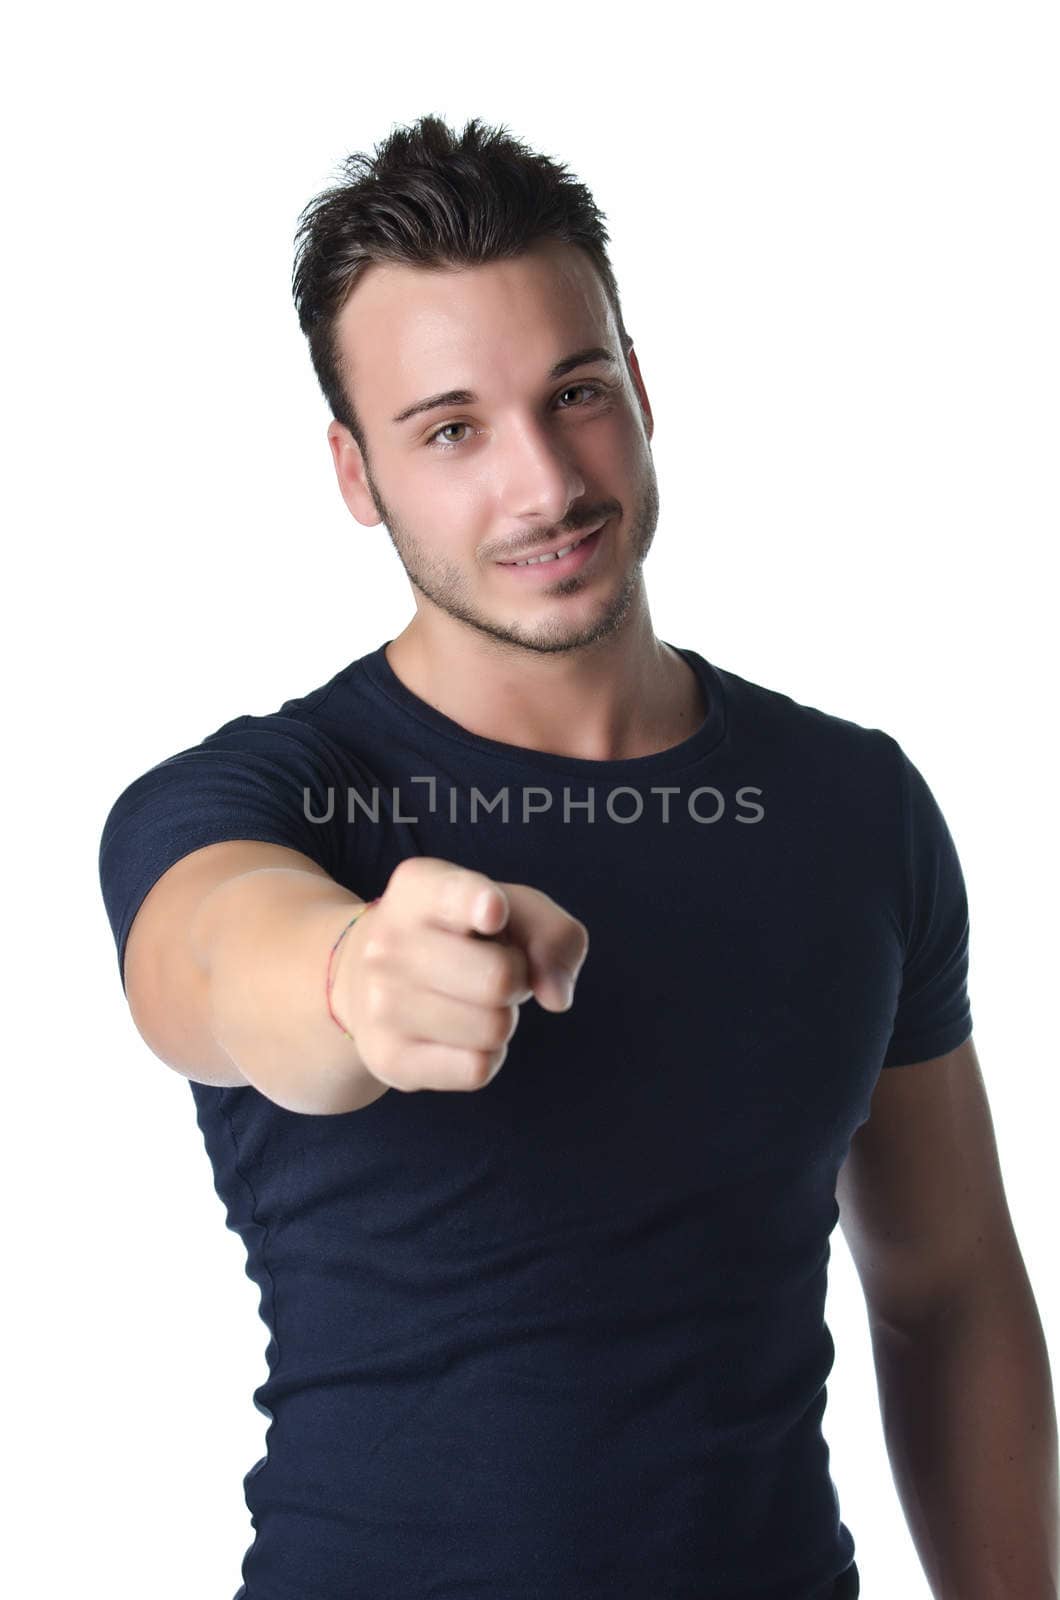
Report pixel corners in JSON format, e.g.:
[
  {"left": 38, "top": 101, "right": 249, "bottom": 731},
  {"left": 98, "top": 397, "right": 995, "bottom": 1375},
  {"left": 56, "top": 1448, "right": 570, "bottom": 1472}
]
[
  {"left": 424, "top": 382, "right": 608, "bottom": 451},
  {"left": 555, "top": 382, "right": 602, "bottom": 408},
  {"left": 426, "top": 422, "right": 472, "bottom": 450}
]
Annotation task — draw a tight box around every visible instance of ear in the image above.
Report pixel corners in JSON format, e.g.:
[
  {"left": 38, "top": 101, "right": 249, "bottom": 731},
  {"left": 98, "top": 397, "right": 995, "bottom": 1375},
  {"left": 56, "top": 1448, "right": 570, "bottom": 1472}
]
[
  {"left": 327, "top": 420, "right": 384, "bottom": 526},
  {"left": 626, "top": 344, "right": 654, "bottom": 442}
]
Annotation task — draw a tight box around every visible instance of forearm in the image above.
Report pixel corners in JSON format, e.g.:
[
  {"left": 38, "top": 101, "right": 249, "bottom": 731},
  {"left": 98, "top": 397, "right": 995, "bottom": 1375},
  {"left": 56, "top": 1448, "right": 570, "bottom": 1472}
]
[
  {"left": 870, "top": 1259, "right": 1059, "bottom": 1598},
  {"left": 189, "top": 867, "right": 387, "bottom": 1116}
]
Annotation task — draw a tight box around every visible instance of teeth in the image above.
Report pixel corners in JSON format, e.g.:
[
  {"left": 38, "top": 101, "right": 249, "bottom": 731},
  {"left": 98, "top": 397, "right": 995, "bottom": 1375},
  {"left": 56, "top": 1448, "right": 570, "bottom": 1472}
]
[{"left": 514, "top": 534, "right": 586, "bottom": 566}]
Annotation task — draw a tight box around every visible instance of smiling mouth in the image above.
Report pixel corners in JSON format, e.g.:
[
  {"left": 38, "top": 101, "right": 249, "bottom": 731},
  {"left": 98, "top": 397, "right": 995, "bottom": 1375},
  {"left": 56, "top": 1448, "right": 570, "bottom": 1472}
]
[{"left": 497, "top": 520, "right": 607, "bottom": 567}]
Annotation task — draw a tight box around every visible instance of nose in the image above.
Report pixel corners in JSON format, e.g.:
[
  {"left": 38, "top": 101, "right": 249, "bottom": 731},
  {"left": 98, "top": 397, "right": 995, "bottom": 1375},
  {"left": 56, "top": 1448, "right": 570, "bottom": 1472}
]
[{"left": 496, "top": 413, "right": 587, "bottom": 533}]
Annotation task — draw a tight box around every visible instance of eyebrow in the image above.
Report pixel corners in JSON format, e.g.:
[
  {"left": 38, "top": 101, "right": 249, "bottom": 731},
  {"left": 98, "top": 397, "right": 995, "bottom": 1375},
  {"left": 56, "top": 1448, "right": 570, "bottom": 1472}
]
[{"left": 390, "top": 346, "right": 619, "bottom": 427}]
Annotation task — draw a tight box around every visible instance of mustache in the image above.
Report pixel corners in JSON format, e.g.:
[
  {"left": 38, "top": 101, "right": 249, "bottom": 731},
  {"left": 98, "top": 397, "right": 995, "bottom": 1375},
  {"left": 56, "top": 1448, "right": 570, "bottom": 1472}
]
[{"left": 490, "top": 510, "right": 616, "bottom": 563}]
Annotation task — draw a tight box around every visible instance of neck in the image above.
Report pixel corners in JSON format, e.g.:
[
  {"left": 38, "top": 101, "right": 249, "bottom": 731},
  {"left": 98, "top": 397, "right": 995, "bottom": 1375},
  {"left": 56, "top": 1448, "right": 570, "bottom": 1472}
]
[{"left": 384, "top": 610, "right": 705, "bottom": 763}]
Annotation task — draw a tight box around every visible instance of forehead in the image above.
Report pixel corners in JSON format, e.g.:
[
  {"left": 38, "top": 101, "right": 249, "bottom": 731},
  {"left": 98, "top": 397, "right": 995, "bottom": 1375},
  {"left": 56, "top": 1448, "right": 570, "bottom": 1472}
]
[{"left": 333, "top": 239, "right": 616, "bottom": 404}]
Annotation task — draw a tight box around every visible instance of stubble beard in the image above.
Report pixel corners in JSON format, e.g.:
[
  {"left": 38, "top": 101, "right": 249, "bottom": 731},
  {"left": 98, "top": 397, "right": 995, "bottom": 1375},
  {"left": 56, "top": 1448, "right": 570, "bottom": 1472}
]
[{"left": 363, "top": 454, "right": 661, "bottom": 659}]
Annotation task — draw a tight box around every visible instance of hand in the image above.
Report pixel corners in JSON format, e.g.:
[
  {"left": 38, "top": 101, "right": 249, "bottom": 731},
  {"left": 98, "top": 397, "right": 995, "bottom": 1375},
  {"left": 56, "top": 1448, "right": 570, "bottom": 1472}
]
[{"left": 334, "top": 856, "right": 589, "bottom": 1094}]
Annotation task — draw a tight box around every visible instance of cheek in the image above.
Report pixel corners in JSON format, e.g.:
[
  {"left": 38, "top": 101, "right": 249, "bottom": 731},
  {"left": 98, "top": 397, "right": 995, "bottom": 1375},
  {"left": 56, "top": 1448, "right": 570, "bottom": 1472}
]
[
  {"left": 397, "top": 469, "right": 476, "bottom": 532},
  {"left": 593, "top": 403, "right": 644, "bottom": 458},
  {"left": 582, "top": 423, "right": 644, "bottom": 494}
]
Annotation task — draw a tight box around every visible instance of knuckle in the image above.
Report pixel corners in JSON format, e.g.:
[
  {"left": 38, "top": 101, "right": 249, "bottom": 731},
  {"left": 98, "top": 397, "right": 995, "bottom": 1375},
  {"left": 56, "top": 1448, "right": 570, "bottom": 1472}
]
[
  {"left": 390, "top": 855, "right": 421, "bottom": 886},
  {"left": 357, "top": 926, "right": 387, "bottom": 966}
]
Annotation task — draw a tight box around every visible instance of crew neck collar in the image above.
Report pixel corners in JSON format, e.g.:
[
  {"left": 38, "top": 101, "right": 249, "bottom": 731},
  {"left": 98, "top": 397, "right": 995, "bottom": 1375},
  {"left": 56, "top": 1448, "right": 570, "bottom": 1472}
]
[{"left": 356, "top": 639, "right": 728, "bottom": 779}]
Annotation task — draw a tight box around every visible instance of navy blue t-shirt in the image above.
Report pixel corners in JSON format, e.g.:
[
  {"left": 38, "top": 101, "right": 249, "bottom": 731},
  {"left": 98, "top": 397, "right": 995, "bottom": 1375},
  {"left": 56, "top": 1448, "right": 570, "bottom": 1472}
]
[{"left": 98, "top": 640, "right": 974, "bottom": 1599}]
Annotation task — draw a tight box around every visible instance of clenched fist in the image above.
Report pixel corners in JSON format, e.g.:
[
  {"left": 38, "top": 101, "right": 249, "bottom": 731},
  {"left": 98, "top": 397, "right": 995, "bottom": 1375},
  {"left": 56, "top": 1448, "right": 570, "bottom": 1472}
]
[{"left": 332, "top": 856, "right": 589, "bottom": 1094}]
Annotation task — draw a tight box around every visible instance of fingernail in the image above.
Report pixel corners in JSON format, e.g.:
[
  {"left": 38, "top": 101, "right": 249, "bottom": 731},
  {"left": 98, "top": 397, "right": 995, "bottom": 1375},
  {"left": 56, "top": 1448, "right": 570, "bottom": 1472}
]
[
  {"left": 473, "top": 888, "right": 495, "bottom": 925},
  {"left": 548, "top": 970, "right": 574, "bottom": 1010}
]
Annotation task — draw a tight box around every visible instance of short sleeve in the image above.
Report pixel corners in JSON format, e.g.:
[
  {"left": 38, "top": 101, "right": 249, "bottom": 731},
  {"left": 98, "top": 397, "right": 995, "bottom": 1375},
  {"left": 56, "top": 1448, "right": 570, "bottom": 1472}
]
[
  {"left": 98, "top": 713, "right": 349, "bottom": 995},
  {"left": 881, "top": 744, "right": 974, "bottom": 1068}
]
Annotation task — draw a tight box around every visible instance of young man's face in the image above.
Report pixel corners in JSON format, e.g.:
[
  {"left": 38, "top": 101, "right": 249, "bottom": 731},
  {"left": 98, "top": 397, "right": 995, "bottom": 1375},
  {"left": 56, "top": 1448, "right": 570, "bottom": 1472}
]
[{"left": 328, "top": 238, "right": 660, "bottom": 656}]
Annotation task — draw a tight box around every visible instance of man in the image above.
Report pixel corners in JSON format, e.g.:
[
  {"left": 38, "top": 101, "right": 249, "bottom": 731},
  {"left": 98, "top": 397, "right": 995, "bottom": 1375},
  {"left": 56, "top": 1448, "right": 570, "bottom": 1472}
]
[{"left": 99, "top": 114, "right": 1057, "bottom": 1598}]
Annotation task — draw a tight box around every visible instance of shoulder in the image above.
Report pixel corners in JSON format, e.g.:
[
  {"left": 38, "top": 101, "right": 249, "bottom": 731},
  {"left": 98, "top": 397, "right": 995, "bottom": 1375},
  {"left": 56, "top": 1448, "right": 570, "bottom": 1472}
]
[{"left": 711, "top": 657, "right": 903, "bottom": 790}]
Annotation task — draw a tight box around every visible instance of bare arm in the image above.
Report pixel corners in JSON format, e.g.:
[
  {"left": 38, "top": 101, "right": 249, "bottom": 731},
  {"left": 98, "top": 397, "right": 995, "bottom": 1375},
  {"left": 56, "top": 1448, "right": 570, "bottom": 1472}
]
[
  {"left": 870, "top": 1248, "right": 1057, "bottom": 1599},
  {"left": 838, "top": 1037, "right": 1059, "bottom": 1597},
  {"left": 189, "top": 863, "right": 388, "bottom": 1114},
  {"left": 123, "top": 840, "right": 387, "bottom": 1115}
]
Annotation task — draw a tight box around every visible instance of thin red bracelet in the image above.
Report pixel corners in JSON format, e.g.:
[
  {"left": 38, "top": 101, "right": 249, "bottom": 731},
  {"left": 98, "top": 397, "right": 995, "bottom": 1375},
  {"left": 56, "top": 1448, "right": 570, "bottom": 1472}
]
[{"left": 325, "top": 898, "right": 381, "bottom": 1042}]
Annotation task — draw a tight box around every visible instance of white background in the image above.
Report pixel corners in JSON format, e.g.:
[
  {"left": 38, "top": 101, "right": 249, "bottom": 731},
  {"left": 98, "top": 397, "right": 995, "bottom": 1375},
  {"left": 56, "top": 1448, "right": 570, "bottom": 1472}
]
[{"left": 4, "top": 3, "right": 1057, "bottom": 1595}]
